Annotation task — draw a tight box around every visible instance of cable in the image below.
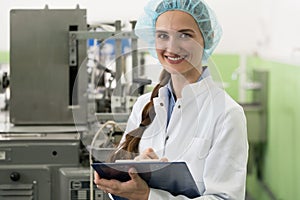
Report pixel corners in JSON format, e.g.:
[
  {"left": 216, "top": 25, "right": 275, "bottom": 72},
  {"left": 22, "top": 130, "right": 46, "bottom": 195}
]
[{"left": 89, "top": 120, "right": 117, "bottom": 200}]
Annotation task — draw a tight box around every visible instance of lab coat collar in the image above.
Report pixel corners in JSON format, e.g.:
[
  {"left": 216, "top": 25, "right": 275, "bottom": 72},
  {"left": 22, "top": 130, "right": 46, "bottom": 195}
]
[
  {"left": 181, "top": 76, "right": 213, "bottom": 102},
  {"left": 154, "top": 75, "right": 214, "bottom": 107}
]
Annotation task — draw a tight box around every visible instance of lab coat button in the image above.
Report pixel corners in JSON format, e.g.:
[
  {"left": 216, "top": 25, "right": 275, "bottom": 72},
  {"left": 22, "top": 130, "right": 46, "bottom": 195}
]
[
  {"left": 178, "top": 105, "right": 181, "bottom": 109},
  {"left": 160, "top": 102, "right": 164, "bottom": 106}
]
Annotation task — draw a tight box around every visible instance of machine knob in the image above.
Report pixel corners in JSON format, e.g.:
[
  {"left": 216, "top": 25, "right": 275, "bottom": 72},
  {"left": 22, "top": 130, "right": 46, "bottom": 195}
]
[
  {"left": 10, "top": 172, "right": 20, "bottom": 181},
  {"left": 0, "top": 72, "right": 9, "bottom": 93}
]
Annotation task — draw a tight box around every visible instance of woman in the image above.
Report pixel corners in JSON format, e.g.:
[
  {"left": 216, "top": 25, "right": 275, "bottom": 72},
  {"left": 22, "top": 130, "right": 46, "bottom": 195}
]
[{"left": 94, "top": 0, "right": 248, "bottom": 199}]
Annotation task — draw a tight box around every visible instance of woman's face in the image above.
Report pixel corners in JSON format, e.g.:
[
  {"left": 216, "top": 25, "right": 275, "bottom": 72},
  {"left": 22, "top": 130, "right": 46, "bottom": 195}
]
[{"left": 155, "top": 10, "right": 204, "bottom": 77}]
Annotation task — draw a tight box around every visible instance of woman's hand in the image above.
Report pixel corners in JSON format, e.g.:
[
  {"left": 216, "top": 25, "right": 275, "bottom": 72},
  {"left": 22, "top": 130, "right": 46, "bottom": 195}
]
[
  {"left": 94, "top": 168, "right": 150, "bottom": 200},
  {"left": 134, "top": 148, "right": 169, "bottom": 162},
  {"left": 94, "top": 148, "right": 168, "bottom": 199}
]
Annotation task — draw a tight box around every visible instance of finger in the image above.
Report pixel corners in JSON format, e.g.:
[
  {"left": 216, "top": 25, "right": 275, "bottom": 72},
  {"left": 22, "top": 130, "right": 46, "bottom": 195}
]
[
  {"left": 96, "top": 184, "right": 104, "bottom": 191},
  {"left": 145, "top": 148, "right": 154, "bottom": 153},
  {"left": 134, "top": 155, "right": 143, "bottom": 161},
  {"left": 134, "top": 154, "right": 154, "bottom": 161},
  {"left": 94, "top": 172, "right": 101, "bottom": 184},
  {"left": 96, "top": 180, "right": 120, "bottom": 194},
  {"left": 94, "top": 171, "right": 100, "bottom": 179},
  {"left": 128, "top": 168, "right": 139, "bottom": 181},
  {"left": 134, "top": 152, "right": 153, "bottom": 161},
  {"left": 134, "top": 148, "right": 159, "bottom": 161},
  {"left": 99, "top": 187, "right": 110, "bottom": 194},
  {"left": 144, "top": 148, "right": 159, "bottom": 159},
  {"left": 160, "top": 157, "right": 169, "bottom": 162},
  {"left": 94, "top": 177, "right": 112, "bottom": 189}
]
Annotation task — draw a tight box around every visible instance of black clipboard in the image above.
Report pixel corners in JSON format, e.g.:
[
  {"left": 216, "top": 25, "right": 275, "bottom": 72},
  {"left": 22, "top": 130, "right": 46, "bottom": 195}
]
[{"left": 92, "top": 161, "right": 200, "bottom": 198}]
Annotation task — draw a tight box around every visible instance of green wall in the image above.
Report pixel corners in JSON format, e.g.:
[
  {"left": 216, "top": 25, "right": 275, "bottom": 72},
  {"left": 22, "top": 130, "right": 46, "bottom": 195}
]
[
  {"left": 211, "top": 54, "right": 239, "bottom": 99},
  {"left": 212, "top": 54, "right": 300, "bottom": 200},
  {"left": 0, "top": 51, "right": 9, "bottom": 64},
  {"left": 247, "top": 57, "right": 300, "bottom": 200}
]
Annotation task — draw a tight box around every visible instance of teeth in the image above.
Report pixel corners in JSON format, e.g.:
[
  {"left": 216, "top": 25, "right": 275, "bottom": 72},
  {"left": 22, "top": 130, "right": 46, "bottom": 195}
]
[{"left": 167, "top": 56, "right": 184, "bottom": 61}]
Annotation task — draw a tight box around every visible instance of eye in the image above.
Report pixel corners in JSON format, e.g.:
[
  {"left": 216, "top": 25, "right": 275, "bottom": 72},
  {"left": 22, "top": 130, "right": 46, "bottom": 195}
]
[
  {"left": 179, "top": 33, "right": 192, "bottom": 39},
  {"left": 156, "top": 33, "right": 169, "bottom": 40}
]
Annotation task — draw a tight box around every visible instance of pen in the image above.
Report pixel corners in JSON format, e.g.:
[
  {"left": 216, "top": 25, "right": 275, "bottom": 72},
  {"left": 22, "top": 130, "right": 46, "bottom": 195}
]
[{"left": 163, "top": 135, "right": 169, "bottom": 156}]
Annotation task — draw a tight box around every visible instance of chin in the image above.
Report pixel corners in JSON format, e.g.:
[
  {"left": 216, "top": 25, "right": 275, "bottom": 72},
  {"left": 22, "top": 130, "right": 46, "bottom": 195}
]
[{"left": 164, "top": 65, "right": 196, "bottom": 76}]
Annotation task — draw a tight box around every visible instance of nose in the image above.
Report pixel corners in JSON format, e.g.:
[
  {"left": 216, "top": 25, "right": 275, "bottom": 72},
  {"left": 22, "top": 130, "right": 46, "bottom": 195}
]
[
  {"left": 166, "top": 37, "right": 181, "bottom": 54},
  {"left": 156, "top": 35, "right": 182, "bottom": 55}
]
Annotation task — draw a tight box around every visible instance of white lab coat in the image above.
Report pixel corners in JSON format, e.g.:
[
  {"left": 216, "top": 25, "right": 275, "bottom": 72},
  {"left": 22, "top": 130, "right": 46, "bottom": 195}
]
[{"left": 123, "top": 76, "right": 249, "bottom": 200}]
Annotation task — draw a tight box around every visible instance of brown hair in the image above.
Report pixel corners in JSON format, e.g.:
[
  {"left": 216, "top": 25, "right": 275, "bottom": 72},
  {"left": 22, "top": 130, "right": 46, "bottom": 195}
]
[{"left": 108, "top": 69, "right": 171, "bottom": 162}]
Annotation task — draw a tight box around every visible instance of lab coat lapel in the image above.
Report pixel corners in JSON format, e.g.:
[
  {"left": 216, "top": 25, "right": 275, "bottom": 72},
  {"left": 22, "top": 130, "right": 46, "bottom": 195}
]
[{"left": 139, "top": 89, "right": 168, "bottom": 156}]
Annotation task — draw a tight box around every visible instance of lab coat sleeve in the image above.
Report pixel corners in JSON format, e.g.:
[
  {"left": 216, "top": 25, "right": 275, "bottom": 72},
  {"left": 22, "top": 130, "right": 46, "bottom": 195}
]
[
  {"left": 149, "top": 189, "right": 221, "bottom": 200},
  {"left": 202, "top": 107, "right": 248, "bottom": 199},
  {"left": 148, "top": 107, "right": 248, "bottom": 200}
]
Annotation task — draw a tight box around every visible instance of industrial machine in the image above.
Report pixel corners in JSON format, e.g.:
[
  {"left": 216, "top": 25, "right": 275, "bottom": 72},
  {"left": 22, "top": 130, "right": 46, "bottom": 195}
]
[{"left": 0, "top": 6, "right": 148, "bottom": 200}]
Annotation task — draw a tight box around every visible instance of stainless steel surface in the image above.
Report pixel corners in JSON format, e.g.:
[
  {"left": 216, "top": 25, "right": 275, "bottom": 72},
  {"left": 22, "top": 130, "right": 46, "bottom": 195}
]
[
  {"left": 10, "top": 8, "right": 87, "bottom": 125},
  {"left": 0, "top": 132, "right": 82, "bottom": 200},
  {"left": 0, "top": 166, "right": 49, "bottom": 200},
  {"left": 0, "top": 129, "right": 114, "bottom": 199},
  {"left": 70, "top": 31, "right": 137, "bottom": 40},
  {"left": 95, "top": 113, "right": 129, "bottom": 123},
  {"left": 0, "top": 124, "right": 87, "bottom": 133},
  {"left": 5, "top": 7, "right": 134, "bottom": 199},
  {"left": 115, "top": 20, "right": 123, "bottom": 97},
  {"left": 0, "top": 133, "right": 80, "bottom": 141},
  {"left": 130, "top": 21, "right": 139, "bottom": 97}
]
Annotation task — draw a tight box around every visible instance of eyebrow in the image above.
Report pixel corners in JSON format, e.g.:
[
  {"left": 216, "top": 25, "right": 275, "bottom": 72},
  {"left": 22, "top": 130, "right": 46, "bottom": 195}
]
[
  {"left": 156, "top": 29, "right": 195, "bottom": 34},
  {"left": 178, "top": 29, "right": 195, "bottom": 33},
  {"left": 156, "top": 30, "right": 168, "bottom": 34}
]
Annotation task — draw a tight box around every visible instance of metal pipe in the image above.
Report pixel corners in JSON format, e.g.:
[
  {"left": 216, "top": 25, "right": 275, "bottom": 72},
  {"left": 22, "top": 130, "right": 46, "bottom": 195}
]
[{"left": 115, "top": 20, "right": 122, "bottom": 95}]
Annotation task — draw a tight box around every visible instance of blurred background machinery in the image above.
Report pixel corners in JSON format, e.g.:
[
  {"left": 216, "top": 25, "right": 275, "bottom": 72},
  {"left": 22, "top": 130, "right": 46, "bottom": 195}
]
[
  {"left": 0, "top": 6, "right": 150, "bottom": 200},
  {"left": 0, "top": 5, "right": 272, "bottom": 200}
]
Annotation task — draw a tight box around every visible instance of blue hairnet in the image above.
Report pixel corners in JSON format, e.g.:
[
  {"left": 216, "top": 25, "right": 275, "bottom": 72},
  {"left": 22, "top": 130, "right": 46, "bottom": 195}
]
[{"left": 135, "top": 0, "right": 222, "bottom": 63}]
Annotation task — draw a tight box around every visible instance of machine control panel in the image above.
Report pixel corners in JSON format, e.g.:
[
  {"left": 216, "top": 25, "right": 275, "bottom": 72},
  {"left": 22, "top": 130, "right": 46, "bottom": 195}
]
[{"left": 70, "top": 180, "right": 108, "bottom": 200}]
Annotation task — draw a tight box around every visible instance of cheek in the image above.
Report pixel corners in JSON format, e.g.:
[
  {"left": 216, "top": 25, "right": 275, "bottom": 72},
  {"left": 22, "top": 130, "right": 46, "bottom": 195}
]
[
  {"left": 184, "top": 43, "right": 203, "bottom": 60},
  {"left": 155, "top": 49, "right": 164, "bottom": 60},
  {"left": 183, "top": 41, "right": 203, "bottom": 54},
  {"left": 155, "top": 41, "right": 166, "bottom": 53},
  {"left": 191, "top": 45, "right": 203, "bottom": 60},
  {"left": 156, "top": 48, "right": 164, "bottom": 54}
]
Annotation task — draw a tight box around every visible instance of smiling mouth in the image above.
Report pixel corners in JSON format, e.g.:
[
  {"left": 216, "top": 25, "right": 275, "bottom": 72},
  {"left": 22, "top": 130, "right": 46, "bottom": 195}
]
[
  {"left": 167, "top": 56, "right": 184, "bottom": 61},
  {"left": 165, "top": 55, "right": 187, "bottom": 64}
]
